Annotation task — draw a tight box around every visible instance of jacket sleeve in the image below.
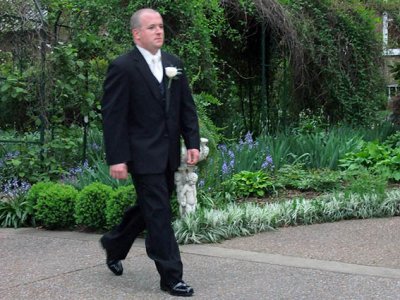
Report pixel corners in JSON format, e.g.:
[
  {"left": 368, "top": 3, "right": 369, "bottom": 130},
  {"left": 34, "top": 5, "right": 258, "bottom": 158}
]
[
  {"left": 179, "top": 65, "right": 200, "bottom": 150},
  {"left": 101, "top": 61, "right": 132, "bottom": 165}
]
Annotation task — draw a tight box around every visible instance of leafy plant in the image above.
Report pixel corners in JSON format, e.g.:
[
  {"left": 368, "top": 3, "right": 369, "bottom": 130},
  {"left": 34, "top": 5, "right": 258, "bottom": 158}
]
[
  {"left": 34, "top": 183, "right": 78, "bottom": 229},
  {"left": 383, "top": 131, "right": 400, "bottom": 149},
  {"left": 342, "top": 168, "right": 388, "bottom": 198},
  {"left": 0, "top": 197, "right": 31, "bottom": 228},
  {"left": 173, "top": 188, "right": 400, "bottom": 244},
  {"left": 74, "top": 182, "right": 112, "bottom": 230},
  {"left": 276, "top": 164, "right": 341, "bottom": 192},
  {"left": 105, "top": 185, "right": 136, "bottom": 230},
  {"left": 65, "top": 159, "right": 131, "bottom": 190},
  {"left": 0, "top": 130, "right": 83, "bottom": 184},
  {"left": 224, "top": 170, "right": 276, "bottom": 198},
  {"left": 0, "top": 178, "right": 32, "bottom": 228},
  {"left": 340, "top": 141, "right": 400, "bottom": 181},
  {"left": 0, "top": 69, "right": 36, "bottom": 130}
]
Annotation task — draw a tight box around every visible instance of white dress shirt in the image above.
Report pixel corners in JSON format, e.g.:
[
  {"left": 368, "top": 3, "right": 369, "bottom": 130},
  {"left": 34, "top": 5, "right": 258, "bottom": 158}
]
[{"left": 136, "top": 45, "right": 163, "bottom": 83}]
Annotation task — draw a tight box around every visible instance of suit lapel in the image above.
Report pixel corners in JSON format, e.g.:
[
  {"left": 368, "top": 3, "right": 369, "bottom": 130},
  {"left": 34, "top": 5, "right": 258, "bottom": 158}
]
[
  {"left": 161, "top": 53, "right": 172, "bottom": 114},
  {"left": 132, "top": 48, "right": 162, "bottom": 101}
]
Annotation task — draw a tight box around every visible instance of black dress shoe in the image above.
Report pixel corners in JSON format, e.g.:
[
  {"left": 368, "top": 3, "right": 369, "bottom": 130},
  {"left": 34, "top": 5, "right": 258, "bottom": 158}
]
[
  {"left": 161, "top": 281, "right": 194, "bottom": 297},
  {"left": 99, "top": 237, "right": 123, "bottom": 276},
  {"left": 106, "top": 259, "right": 123, "bottom": 276}
]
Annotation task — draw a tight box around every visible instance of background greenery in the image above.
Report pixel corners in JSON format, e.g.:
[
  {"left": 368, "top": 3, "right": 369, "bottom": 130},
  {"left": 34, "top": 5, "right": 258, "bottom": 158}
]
[{"left": 1, "top": 0, "right": 400, "bottom": 242}]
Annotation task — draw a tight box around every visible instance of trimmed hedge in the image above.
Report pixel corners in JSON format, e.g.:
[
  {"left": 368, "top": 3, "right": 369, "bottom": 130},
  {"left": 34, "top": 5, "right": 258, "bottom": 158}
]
[
  {"left": 105, "top": 185, "right": 136, "bottom": 229},
  {"left": 34, "top": 183, "right": 78, "bottom": 229},
  {"left": 74, "top": 182, "right": 113, "bottom": 229}
]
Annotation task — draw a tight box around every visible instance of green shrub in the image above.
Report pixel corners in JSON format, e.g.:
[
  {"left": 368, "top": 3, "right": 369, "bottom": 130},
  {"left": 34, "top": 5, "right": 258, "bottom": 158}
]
[
  {"left": 224, "top": 170, "right": 276, "bottom": 198},
  {"left": 34, "top": 184, "right": 78, "bottom": 229},
  {"left": 26, "top": 181, "right": 56, "bottom": 209},
  {"left": 105, "top": 185, "right": 136, "bottom": 229},
  {"left": 75, "top": 182, "right": 112, "bottom": 230}
]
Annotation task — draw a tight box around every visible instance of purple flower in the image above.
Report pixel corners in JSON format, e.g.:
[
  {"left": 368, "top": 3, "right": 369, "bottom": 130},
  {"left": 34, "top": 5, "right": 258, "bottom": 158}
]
[
  {"left": 218, "top": 144, "right": 227, "bottom": 153},
  {"left": 91, "top": 143, "right": 101, "bottom": 151},
  {"left": 229, "top": 158, "right": 235, "bottom": 169},
  {"left": 4, "top": 151, "right": 20, "bottom": 160},
  {"left": 244, "top": 131, "right": 254, "bottom": 145},
  {"left": 68, "top": 166, "right": 82, "bottom": 175},
  {"left": 2, "top": 178, "right": 31, "bottom": 197},
  {"left": 63, "top": 160, "right": 92, "bottom": 182},
  {"left": 261, "top": 155, "right": 274, "bottom": 170},
  {"left": 222, "top": 162, "right": 229, "bottom": 174},
  {"left": 198, "top": 179, "right": 205, "bottom": 188}
]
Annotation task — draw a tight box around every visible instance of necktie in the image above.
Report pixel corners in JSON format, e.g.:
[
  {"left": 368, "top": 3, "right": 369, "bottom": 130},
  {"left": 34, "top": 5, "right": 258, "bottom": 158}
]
[{"left": 151, "top": 57, "right": 163, "bottom": 83}]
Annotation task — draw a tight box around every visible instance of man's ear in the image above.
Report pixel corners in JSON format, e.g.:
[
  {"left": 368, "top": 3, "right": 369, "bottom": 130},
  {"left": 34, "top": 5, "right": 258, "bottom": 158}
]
[{"left": 132, "top": 29, "right": 140, "bottom": 41}]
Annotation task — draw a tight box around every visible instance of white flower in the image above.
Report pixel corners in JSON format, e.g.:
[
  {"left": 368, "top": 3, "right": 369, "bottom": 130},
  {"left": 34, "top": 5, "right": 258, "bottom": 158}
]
[
  {"left": 165, "top": 67, "right": 179, "bottom": 79},
  {"left": 165, "top": 67, "right": 182, "bottom": 88}
]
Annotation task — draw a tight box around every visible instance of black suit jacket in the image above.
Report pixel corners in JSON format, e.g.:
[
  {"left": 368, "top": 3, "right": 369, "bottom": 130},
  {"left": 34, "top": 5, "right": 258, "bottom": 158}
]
[{"left": 101, "top": 47, "right": 200, "bottom": 174}]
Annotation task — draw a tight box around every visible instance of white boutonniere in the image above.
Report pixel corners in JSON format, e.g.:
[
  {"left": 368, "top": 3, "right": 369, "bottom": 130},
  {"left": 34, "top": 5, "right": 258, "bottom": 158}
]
[{"left": 165, "top": 67, "right": 182, "bottom": 88}]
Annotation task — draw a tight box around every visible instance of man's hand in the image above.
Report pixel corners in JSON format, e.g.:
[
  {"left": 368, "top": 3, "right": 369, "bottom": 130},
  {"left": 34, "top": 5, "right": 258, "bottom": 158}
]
[
  {"left": 110, "top": 163, "right": 128, "bottom": 179},
  {"left": 186, "top": 149, "right": 200, "bottom": 165}
]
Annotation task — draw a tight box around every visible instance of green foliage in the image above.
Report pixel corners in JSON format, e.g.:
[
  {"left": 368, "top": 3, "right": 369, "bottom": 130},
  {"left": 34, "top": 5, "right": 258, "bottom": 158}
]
[
  {"left": 0, "top": 196, "right": 31, "bottom": 228},
  {"left": 276, "top": 164, "right": 341, "bottom": 192},
  {"left": 47, "top": 41, "right": 109, "bottom": 126},
  {"left": 34, "top": 183, "right": 78, "bottom": 229},
  {"left": 0, "top": 0, "right": 392, "bottom": 136},
  {"left": 0, "top": 69, "right": 36, "bottom": 130},
  {"left": 66, "top": 159, "right": 131, "bottom": 190},
  {"left": 224, "top": 170, "right": 275, "bottom": 198},
  {"left": 210, "top": 0, "right": 387, "bottom": 136},
  {"left": 392, "top": 63, "right": 400, "bottom": 83},
  {"left": 342, "top": 168, "right": 387, "bottom": 197},
  {"left": 280, "top": 0, "right": 386, "bottom": 126},
  {"left": 170, "top": 193, "right": 180, "bottom": 220},
  {"left": 193, "top": 93, "right": 223, "bottom": 153},
  {"left": 105, "top": 186, "right": 136, "bottom": 230},
  {"left": 25, "top": 181, "right": 55, "bottom": 209},
  {"left": 340, "top": 140, "right": 400, "bottom": 181},
  {"left": 199, "top": 126, "right": 373, "bottom": 194},
  {"left": 383, "top": 131, "right": 400, "bottom": 149},
  {"left": 260, "top": 126, "right": 365, "bottom": 170},
  {"left": 74, "top": 182, "right": 112, "bottom": 230},
  {"left": 173, "top": 188, "right": 400, "bottom": 244},
  {"left": 0, "top": 131, "right": 82, "bottom": 184},
  {"left": 146, "top": 0, "right": 232, "bottom": 92},
  {"left": 364, "top": 0, "right": 400, "bottom": 11},
  {"left": 198, "top": 131, "right": 274, "bottom": 191},
  {"left": 294, "top": 109, "right": 329, "bottom": 135}
]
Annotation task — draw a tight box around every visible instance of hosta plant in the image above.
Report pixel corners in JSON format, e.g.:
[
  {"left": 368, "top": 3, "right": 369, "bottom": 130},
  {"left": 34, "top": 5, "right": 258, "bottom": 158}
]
[{"left": 223, "top": 170, "right": 277, "bottom": 198}]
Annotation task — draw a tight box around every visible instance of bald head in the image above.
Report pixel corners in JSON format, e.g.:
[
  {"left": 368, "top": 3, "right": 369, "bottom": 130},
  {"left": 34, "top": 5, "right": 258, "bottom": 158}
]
[{"left": 130, "top": 8, "right": 160, "bottom": 30}]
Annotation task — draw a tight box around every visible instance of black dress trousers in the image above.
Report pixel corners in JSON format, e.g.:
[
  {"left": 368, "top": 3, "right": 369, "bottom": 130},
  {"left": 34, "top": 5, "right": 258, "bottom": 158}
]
[{"left": 100, "top": 167, "right": 183, "bottom": 286}]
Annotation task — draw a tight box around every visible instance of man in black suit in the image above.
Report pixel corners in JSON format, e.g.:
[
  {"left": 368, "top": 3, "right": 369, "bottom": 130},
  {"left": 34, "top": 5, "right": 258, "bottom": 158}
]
[{"left": 100, "top": 8, "right": 200, "bottom": 297}]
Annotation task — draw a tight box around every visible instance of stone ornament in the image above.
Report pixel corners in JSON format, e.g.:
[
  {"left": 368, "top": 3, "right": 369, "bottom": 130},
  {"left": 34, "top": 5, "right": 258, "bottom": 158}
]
[{"left": 175, "top": 138, "right": 209, "bottom": 216}]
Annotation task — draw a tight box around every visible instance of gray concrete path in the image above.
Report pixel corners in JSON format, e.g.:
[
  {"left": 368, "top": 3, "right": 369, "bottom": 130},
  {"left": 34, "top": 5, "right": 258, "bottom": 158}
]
[{"left": 1, "top": 217, "right": 399, "bottom": 299}]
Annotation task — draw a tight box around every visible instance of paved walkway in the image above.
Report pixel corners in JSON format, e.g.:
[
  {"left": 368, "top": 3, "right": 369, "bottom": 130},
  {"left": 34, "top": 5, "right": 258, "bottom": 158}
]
[{"left": 1, "top": 217, "right": 400, "bottom": 299}]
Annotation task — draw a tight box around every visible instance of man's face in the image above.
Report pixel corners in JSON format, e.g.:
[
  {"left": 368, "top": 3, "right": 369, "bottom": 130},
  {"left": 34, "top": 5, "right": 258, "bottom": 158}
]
[{"left": 133, "top": 11, "right": 164, "bottom": 54}]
